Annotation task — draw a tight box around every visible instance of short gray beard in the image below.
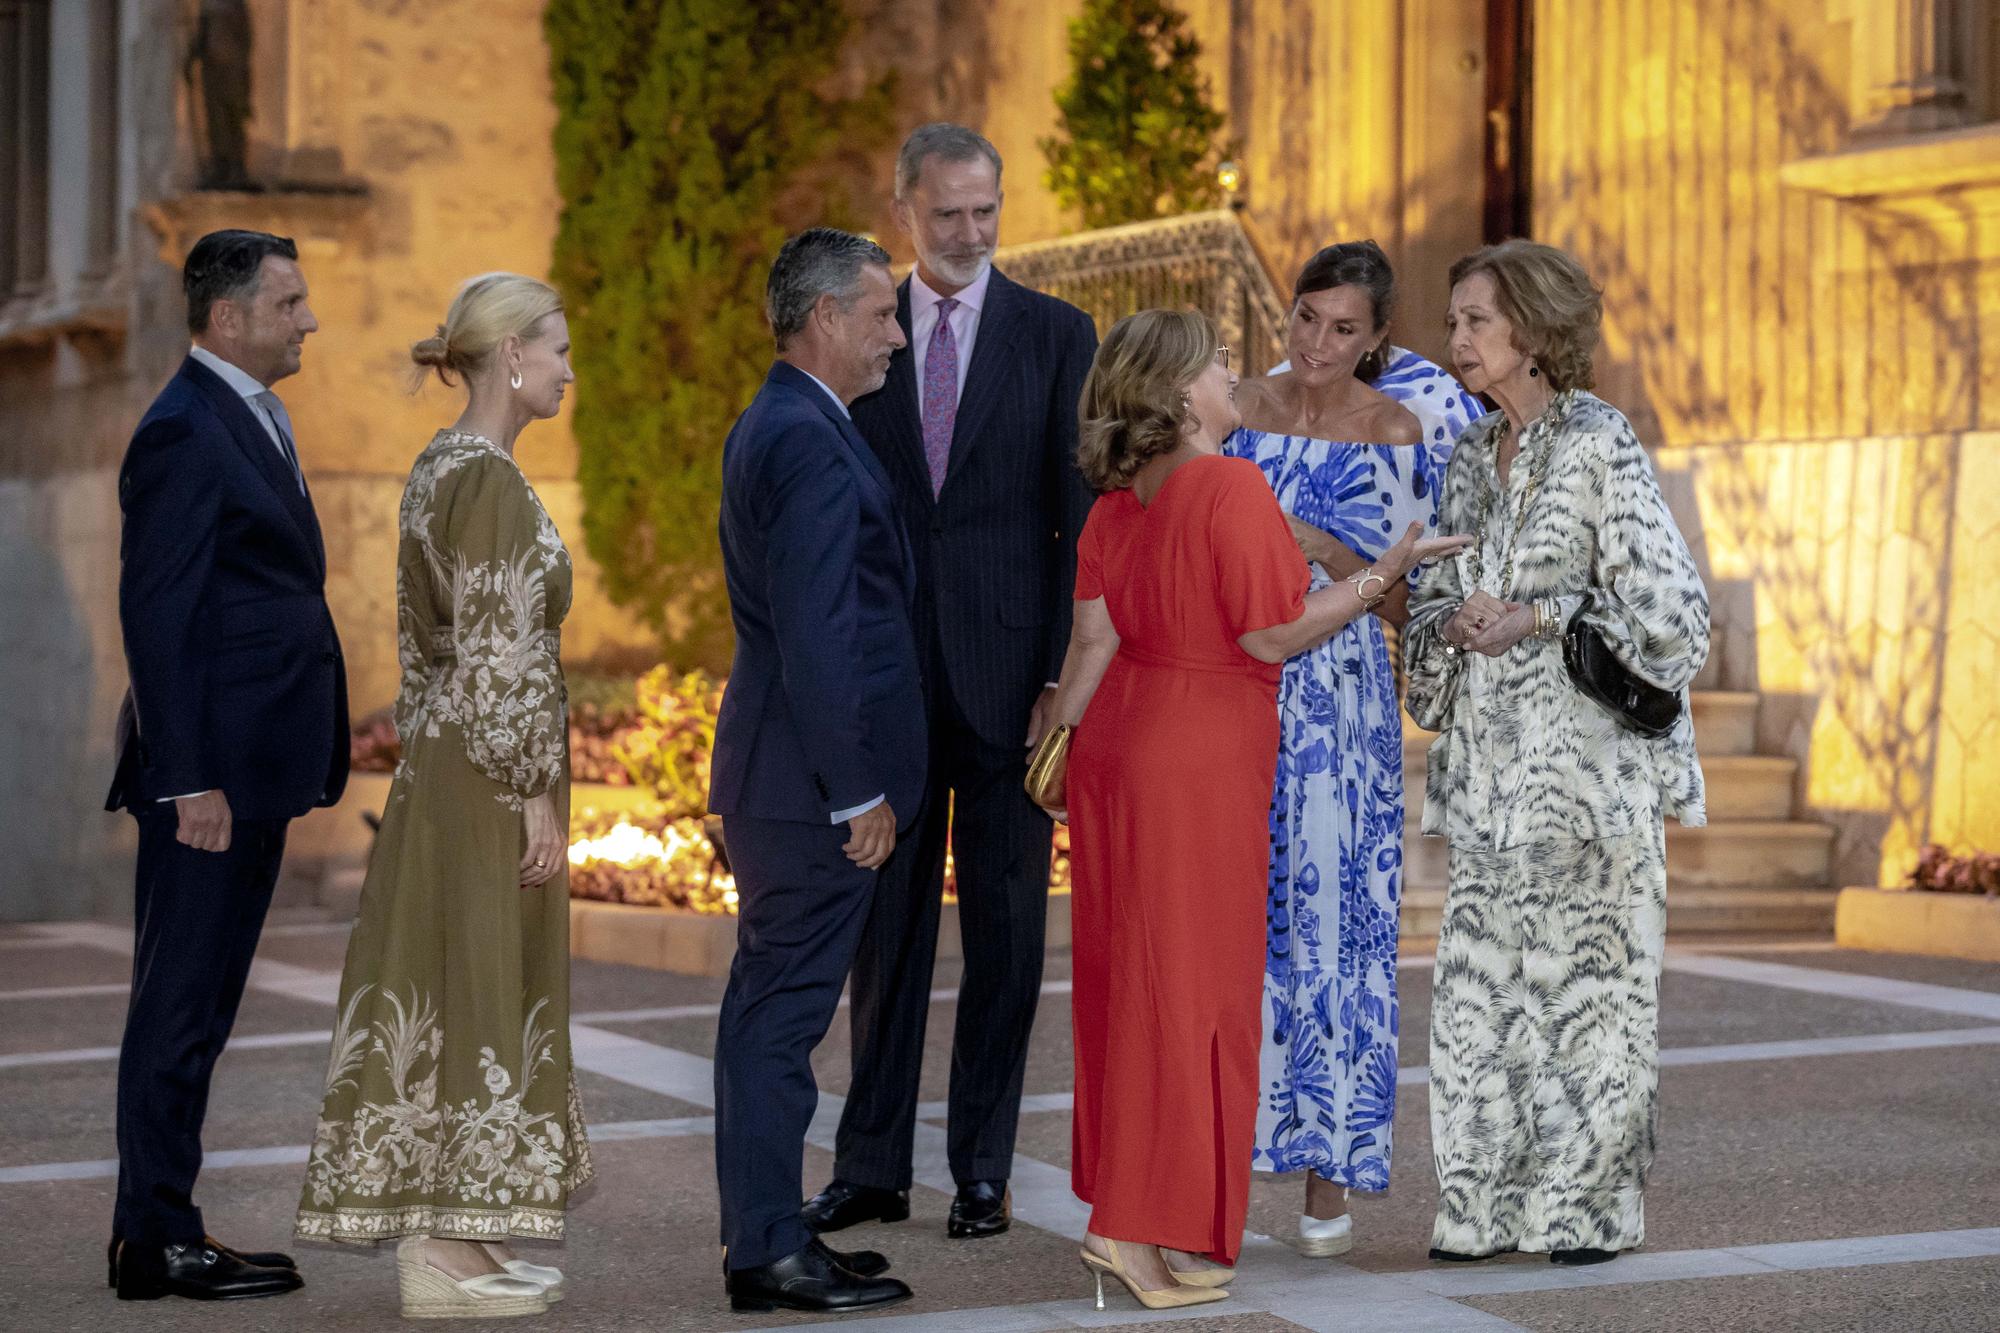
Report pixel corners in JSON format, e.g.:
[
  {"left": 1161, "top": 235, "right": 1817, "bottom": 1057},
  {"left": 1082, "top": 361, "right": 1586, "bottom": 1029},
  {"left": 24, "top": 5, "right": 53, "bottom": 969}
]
[{"left": 927, "top": 250, "right": 991, "bottom": 290}]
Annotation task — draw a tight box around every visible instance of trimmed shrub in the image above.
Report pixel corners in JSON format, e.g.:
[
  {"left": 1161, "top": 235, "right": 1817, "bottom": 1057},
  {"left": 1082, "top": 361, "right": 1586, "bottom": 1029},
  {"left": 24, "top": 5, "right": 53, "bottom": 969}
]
[
  {"left": 545, "top": 0, "right": 893, "bottom": 670},
  {"left": 1040, "top": 0, "right": 1235, "bottom": 229}
]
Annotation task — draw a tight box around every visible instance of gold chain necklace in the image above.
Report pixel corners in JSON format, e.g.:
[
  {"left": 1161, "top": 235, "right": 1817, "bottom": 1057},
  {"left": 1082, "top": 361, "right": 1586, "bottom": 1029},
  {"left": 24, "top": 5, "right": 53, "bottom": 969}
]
[{"left": 1465, "top": 406, "right": 1557, "bottom": 596}]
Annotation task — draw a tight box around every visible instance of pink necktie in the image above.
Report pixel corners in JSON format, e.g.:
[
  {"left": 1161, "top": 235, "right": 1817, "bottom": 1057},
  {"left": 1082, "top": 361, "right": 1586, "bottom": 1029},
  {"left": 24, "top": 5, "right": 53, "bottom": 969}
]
[{"left": 922, "top": 298, "right": 959, "bottom": 497}]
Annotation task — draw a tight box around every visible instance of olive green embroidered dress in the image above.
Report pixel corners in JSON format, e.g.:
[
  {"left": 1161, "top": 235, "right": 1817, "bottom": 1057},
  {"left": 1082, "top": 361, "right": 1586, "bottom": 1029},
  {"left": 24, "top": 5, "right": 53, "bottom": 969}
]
[{"left": 296, "top": 430, "right": 592, "bottom": 1243}]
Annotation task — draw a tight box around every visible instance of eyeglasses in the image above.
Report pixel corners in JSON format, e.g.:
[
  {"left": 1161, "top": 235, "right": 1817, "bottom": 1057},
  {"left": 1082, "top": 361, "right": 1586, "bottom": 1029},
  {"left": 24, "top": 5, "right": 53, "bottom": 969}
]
[{"left": 1216, "top": 345, "right": 1231, "bottom": 369}]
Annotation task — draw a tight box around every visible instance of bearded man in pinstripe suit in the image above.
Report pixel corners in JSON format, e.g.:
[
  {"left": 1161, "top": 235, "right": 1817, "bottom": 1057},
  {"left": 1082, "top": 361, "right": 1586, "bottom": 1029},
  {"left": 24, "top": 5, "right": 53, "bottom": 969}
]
[{"left": 803, "top": 124, "right": 1099, "bottom": 1241}]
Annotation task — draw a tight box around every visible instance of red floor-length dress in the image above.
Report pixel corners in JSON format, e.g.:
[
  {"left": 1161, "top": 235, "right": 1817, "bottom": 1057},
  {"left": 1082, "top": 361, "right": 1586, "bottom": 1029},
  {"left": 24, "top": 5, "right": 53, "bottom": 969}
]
[{"left": 1067, "top": 453, "right": 1310, "bottom": 1263}]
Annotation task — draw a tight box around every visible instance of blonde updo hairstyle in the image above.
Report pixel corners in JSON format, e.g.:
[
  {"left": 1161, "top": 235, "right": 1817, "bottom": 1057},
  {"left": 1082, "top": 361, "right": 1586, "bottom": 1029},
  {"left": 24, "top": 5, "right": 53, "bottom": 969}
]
[
  {"left": 409, "top": 272, "right": 564, "bottom": 389},
  {"left": 1446, "top": 240, "right": 1602, "bottom": 392},
  {"left": 1076, "top": 309, "right": 1219, "bottom": 493}
]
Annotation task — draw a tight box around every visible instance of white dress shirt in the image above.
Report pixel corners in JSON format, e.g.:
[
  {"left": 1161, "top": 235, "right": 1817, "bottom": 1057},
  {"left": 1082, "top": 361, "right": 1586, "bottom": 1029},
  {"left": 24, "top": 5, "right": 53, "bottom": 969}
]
[
  {"left": 789, "top": 364, "right": 884, "bottom": 826},
  {"left": 798, "top": 367, "right": 852, "bottom": 420},
  {"left": 189, "top": 345, "right": 298, "bottom": 472},
  {"left": 910, "top": 263, "right": 991, "bottom": 425}
]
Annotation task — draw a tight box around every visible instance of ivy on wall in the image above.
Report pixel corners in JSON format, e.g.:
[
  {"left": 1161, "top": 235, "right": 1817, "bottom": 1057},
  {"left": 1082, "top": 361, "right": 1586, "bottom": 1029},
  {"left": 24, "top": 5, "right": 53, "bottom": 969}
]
[
  {"left": 545, "top": 0, "right": 892, "bottom": 670},
  {"left": 1040, "top": 0, "right": 1235, "bottom": 230}
]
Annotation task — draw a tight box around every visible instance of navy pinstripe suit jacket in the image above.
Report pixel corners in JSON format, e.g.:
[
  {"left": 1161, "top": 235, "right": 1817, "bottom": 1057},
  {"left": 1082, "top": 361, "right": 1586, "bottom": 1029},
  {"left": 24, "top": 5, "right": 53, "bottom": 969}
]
[{"left": 850, "top": 268, "right": 1098, "bottom": 748}]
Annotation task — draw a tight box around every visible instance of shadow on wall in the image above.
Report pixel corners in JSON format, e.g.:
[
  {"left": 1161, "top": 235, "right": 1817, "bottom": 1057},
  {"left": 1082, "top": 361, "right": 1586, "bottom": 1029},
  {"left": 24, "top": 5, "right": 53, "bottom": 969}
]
[
  {"left": 0, "top": 481, "right": 132, "bottom": 922},
  {"left": 1534, "top": 0, "right": 1979, "bottom": 883}
]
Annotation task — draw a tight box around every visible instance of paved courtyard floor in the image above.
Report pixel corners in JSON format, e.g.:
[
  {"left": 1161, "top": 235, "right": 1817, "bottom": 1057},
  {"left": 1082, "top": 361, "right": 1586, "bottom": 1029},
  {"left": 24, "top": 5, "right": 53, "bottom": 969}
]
[{"left": 3, "top": 914, "right": 1997, "bottom": 1332}]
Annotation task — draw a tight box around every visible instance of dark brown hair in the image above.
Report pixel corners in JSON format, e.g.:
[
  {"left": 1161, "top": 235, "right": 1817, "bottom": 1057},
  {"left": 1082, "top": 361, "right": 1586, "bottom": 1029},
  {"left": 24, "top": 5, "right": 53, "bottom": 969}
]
[{"left": 1293, "top": 239, "right": 1394, "bottom": 382}]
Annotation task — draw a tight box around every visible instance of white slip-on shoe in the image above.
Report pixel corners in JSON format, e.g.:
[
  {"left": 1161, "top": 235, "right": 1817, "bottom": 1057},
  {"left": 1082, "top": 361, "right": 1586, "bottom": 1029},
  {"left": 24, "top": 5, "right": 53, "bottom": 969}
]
[
  {"left": 501, "top": 1259, "right": 564, "bottom": 1302},
  {"left": 1296, "top": 1210, "right": 1354, "bottom": 1258}
]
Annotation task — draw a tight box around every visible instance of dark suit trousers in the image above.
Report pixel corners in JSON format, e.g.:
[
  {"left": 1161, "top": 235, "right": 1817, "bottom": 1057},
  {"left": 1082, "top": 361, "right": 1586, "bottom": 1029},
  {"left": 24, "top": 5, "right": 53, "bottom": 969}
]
[
  {"left": 714, "top": 813, "right": 879, "bottom": 1270},
  {"left": 835, "top": 661, "right": 1053, "bottom": 1190},
  {"left": 113, "top": 807, "right": 287, "bottom": 1246}
]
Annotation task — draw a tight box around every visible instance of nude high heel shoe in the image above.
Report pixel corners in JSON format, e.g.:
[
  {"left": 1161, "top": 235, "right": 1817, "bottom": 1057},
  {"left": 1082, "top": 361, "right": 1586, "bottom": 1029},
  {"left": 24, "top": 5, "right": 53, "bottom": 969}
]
[
  {"left": 1164, "top": 1256, "right": 1236, "bottom": 1287},
  {"left": 1079, "top": 1240, "right": 1228, "bottom": 1311}
]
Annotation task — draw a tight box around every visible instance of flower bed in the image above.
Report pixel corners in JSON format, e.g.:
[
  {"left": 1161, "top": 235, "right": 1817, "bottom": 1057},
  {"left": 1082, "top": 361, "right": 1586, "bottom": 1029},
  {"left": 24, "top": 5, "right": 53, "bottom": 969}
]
[
  {"left": 348, "top": 667, "right": 676, "bottom": 787},
  {"left": 1905, "top": 844, "right": 2000, "bottom": 896},
  {"left": 352, "top": 666, "right": 1072, "bottom": 912},
  {"left": 566, "top": 805, "right": 736, "bottom": 914}
]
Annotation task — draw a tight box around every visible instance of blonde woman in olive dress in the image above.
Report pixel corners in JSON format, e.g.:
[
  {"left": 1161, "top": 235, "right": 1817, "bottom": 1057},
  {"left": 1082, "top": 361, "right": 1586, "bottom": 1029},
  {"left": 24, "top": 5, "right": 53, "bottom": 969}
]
[{"left": 296, "top": 273, "right": 590, "bottom": 1319}]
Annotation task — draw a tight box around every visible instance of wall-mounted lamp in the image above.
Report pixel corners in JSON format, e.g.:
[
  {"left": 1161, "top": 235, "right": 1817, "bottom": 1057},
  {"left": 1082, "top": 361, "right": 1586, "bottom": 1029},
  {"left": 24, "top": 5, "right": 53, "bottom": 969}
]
[{"left": 1217, "top": 159, "right": 1245, "bottom": 210}]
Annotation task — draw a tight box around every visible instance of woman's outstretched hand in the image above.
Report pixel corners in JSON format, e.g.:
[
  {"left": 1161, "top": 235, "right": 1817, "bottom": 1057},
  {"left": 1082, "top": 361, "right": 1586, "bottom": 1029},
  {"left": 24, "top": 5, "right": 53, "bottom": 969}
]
[{"left": 1376, "top": 522, "right": 1472, "bottom": 584}]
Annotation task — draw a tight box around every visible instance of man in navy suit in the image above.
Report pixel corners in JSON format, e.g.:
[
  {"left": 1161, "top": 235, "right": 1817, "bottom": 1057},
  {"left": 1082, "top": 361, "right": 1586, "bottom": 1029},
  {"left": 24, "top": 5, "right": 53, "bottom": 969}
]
[
  {"left": 104, "top": 230, "right": 348, "bottom": 1301},
  {"left": 806, "top": 124, "right": 1098, "bottom": 1242},
  {"left": 709, "top": 228, "right": 926, "bottom": 1315}
]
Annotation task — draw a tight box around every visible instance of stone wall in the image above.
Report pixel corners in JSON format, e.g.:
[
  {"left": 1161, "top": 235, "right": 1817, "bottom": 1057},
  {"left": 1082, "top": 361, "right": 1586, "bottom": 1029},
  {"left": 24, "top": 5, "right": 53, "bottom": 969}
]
[
  {"left": 1531, "top": 0, "right": 2000, "bottom": 884},
  {"left": 5, "top": 0, "right": 1994, "bottom": 919}
]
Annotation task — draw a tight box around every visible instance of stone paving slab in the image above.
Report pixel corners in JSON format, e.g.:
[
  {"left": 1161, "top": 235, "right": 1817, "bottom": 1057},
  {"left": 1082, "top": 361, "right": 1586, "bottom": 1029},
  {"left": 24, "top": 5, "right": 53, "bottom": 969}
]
[
  {"left": 0, "top": 942, "right": 134, "bottom": 990},
  {"left": 3, "top": 1041, "right": 331, "bottom": 1171},
  {"left": 6, "top": 925, "right": 2000, "bottom": 1330},
  {"left": 575, "top": 1068, "right": 710, "bottom": 1125},
  {"left": 0, "top": 988, "right": 336, "bottom": 1058},
  {"left": 1733, "top": 946, "right": 2000, "bottom": 995},
  {"left": 1459, "top": 1254, "right": 2000, "bottom": 1332}
]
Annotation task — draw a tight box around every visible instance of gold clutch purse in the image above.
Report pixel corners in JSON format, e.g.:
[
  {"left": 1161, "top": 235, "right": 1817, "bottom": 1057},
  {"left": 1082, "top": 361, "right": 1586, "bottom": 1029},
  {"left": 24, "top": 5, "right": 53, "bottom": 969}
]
[{"left": 1024, "top": 723, "right": 1074, "bottom": 812}]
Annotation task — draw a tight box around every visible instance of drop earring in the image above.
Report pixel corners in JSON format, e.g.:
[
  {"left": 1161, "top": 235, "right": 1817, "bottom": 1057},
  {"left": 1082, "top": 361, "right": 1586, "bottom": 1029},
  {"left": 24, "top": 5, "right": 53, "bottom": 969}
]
[
  {"left": 510, "top": 369, "right": 524, "bottom": 391},
  {"left": 1527, "top": 364, "right": 1540, "bottom": 378}
]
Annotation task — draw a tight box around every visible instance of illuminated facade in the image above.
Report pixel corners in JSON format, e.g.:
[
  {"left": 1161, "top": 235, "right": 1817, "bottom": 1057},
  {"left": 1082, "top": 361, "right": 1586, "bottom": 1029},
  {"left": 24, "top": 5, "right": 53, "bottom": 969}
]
[{"left": 0, "top": 0, "right": 1993, "bottom": 917}]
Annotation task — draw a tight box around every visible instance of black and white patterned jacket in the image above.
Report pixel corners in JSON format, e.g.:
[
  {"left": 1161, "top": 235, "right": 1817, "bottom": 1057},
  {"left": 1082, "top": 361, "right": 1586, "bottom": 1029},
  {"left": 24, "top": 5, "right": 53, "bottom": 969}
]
[{"left": 1406, "top": 391, "right": 1710, "bottom": 850}]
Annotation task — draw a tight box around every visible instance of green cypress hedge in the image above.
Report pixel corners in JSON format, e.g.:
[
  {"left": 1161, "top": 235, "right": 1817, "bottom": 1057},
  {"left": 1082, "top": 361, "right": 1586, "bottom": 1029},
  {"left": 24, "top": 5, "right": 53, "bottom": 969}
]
[
  {"left": 545, "top": 1, "right": 892, "bottom": 671},
  {"left": 1040, "top": 0, "right": 1234, "bottom": 230}
]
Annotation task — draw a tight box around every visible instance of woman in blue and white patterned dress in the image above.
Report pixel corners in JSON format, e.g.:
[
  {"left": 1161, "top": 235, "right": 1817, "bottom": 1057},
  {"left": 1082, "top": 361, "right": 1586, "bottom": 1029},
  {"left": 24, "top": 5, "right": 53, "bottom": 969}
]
[{"left": 1228, "top": 241, "right": 1482, "bottom": 1256}]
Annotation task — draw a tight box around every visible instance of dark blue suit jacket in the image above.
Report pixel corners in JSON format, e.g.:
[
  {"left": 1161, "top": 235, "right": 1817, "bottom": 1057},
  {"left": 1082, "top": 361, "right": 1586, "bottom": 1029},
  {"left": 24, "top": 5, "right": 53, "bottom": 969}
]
[
  {"left": 709, "top": 362, "right": 927, "bottom": 830},
  {"left": 850, "top": 267, "right": 1096, "bottom": 747},
  {"left": 105, "top": 355, "right": 350, "bottom": 821}
]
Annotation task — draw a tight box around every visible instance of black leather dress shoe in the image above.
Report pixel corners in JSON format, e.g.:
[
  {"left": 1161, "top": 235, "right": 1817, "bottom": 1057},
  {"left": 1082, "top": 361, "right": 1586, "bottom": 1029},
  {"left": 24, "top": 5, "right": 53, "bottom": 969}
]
[
  {"left": 114, "top": 1240, "right": 304, "bottom": 1301},
  {"left": 108, "top": 1236, "right": 296, "bottom": 1288},
  {"left": 1551, "top": 1247, "right": 1620, "bottom": 1266},
  {"left": 721, "top": 1243, "right": 890, "bottom": 1279},
  {"left": 946, "top": 1181, "right": 1011, "bottom": 1239},
  {"left": 830, "top": 1245, "right": 891, "bottom": 1278},
  {"left": 725, "top": 1238, "right": 911, "bottom": 1314},
  {"left": 801, "top": 1180, "right": 910, "bottom": 1234}
]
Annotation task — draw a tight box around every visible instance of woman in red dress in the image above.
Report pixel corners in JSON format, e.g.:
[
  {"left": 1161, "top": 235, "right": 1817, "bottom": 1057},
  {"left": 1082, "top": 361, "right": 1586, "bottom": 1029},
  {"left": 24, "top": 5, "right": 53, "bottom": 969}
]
[{"left": 1042, "top": 310, "right": 1467, "bottom": 1312}]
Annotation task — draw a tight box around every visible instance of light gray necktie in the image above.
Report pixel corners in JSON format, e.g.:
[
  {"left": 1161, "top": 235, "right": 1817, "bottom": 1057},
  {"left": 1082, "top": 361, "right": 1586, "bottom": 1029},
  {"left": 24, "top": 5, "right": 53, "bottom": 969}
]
[{"left": 253, "top": 390, "right": 306, "bottom": 494}]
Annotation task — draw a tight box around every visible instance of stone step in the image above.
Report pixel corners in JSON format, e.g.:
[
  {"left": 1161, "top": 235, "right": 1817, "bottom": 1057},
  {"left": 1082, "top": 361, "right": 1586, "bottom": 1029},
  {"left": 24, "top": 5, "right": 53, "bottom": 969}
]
[
  {"left": 1402, "top": 820, "right": 1835, "bottom": 890},
  {"left": 1400, "top": 886, "right": 1839, "bottom": 937},
  {"left": 1400, "top": 690, "right": 1762, "bottom": 759},
  {"left": 1398, "top": 752, "right": 1798, "bottom": 821}
]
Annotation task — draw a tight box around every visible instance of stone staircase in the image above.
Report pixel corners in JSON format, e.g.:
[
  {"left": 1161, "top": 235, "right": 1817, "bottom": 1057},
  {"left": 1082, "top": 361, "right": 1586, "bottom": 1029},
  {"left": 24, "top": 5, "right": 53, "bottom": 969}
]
[{"left": 1400, "top": 691, "right": 1839, "bottom": 937}]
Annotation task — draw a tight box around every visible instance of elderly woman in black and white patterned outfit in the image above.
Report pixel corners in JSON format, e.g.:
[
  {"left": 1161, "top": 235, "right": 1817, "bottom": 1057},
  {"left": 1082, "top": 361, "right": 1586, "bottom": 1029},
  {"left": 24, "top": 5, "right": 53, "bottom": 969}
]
[{"left": 1404, "top": 240, "right": 1709, "bottom": 1269}]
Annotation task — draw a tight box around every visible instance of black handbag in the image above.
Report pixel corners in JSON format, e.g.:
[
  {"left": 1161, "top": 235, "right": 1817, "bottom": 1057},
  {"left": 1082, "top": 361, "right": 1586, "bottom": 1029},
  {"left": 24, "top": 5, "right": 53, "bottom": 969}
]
[{"left": 1562, "top": 598, "right": 1681, "bottom": 738}]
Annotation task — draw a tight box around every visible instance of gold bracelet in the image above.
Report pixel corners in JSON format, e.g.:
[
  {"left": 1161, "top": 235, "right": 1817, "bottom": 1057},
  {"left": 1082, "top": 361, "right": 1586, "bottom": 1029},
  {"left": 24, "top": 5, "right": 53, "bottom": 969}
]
[{"left": 1346, "top": 567, "right": 1388, "bottom": 609}]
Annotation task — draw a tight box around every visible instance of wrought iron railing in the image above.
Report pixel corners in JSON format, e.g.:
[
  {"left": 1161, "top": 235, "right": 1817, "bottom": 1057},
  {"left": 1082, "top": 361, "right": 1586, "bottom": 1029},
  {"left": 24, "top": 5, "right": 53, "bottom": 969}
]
[{"left": 995, "top": 209, "right": 1288, "bottom": 372}]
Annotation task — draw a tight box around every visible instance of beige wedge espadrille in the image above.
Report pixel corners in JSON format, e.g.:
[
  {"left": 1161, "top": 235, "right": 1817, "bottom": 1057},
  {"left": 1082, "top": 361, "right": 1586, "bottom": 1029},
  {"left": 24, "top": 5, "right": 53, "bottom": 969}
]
[{"left": 395, "top": 1238, "right": 549, "bottom": 1319}]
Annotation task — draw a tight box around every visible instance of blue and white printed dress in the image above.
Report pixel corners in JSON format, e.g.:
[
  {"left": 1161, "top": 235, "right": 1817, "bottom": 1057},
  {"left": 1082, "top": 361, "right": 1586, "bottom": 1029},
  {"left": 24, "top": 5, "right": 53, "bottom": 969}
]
[{"left": 1230, "top": 348, "right": 1481, "bottom": 1190}]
